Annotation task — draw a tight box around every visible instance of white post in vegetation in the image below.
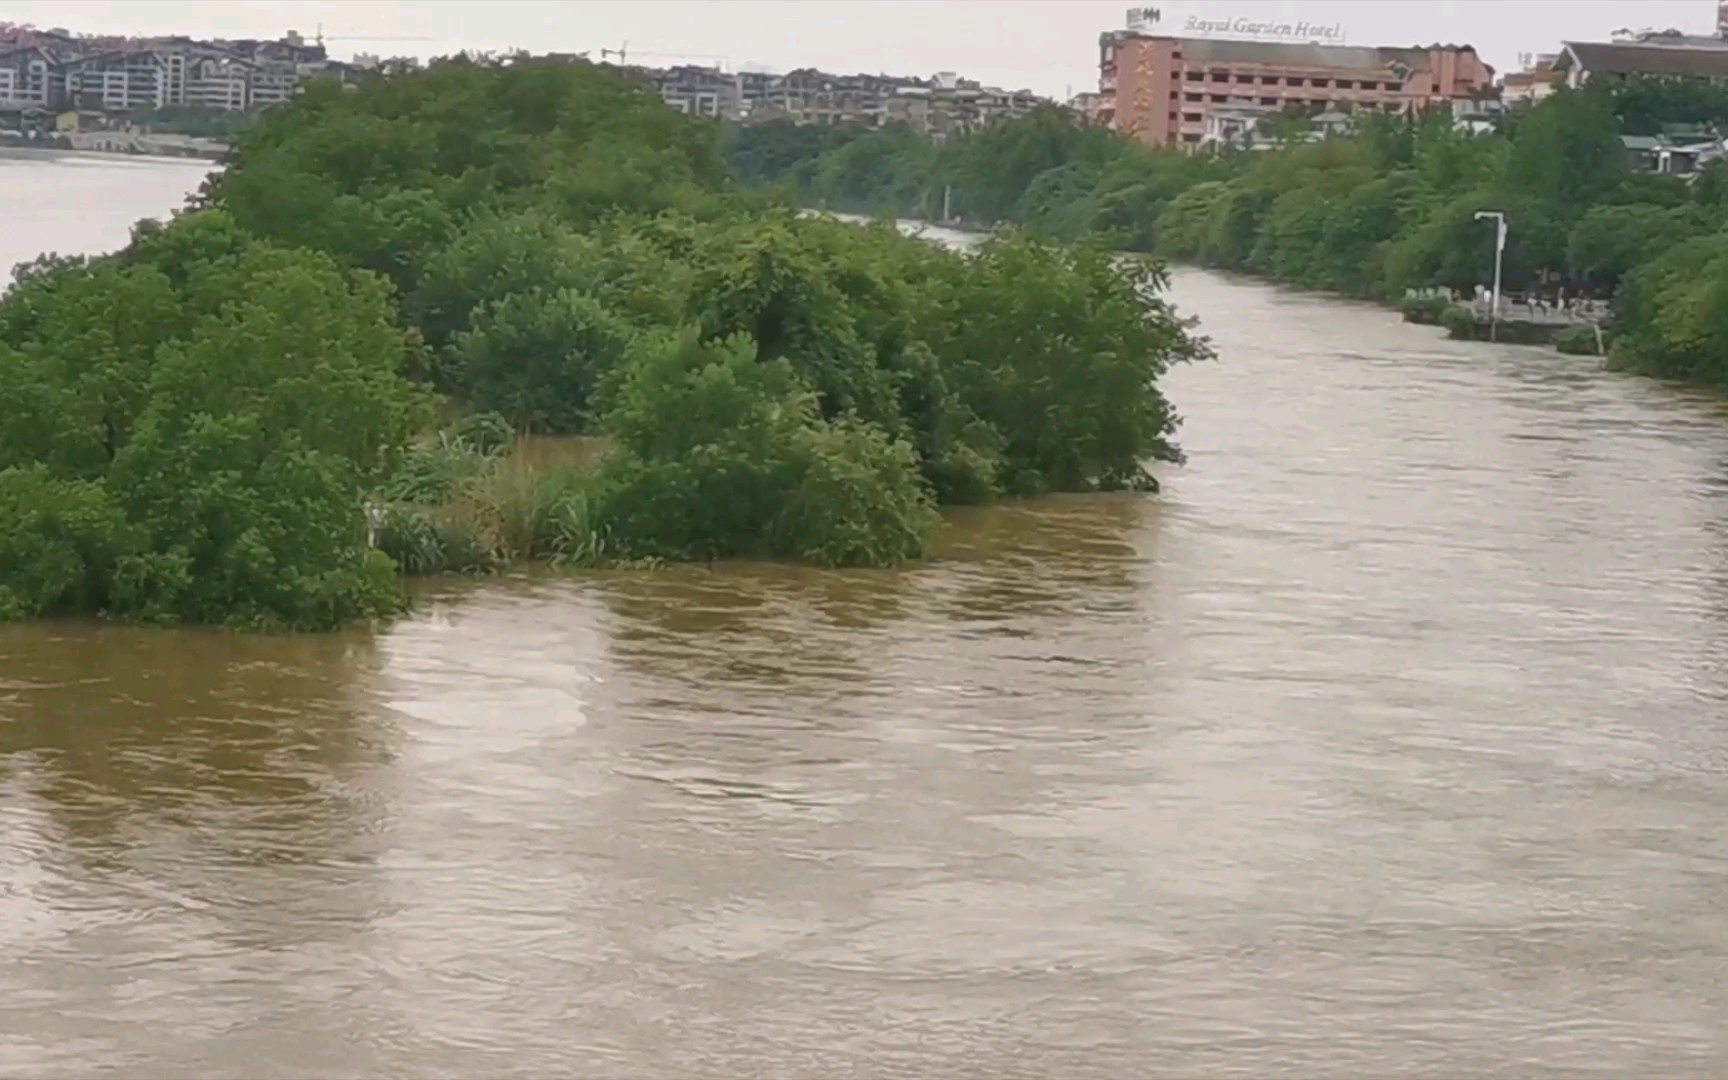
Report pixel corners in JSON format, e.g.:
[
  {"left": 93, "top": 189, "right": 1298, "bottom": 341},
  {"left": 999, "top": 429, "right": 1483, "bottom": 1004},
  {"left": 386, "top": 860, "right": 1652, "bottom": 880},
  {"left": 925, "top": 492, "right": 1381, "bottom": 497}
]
[
  {"left": 1475, "top": 210, "right": 1507, "bottom": 342},
  {"left": 365, "top": 502, "right": 386, "bottom": 549}
]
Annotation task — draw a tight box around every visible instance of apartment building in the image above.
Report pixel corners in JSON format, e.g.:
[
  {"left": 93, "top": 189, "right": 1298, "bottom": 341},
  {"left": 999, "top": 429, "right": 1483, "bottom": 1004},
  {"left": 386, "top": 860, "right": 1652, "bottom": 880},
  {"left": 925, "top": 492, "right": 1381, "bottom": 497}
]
[
  {"left": 0, "top": 45, "right": 57, "bottom": 107},
  {"left": 643, "top": 62, "right": 1042, "bottom": 133},
  {"left": 1098, "top": 31, "right": 1493, "bottom": 148},
  {"left": 654, "top": 63, "right": 742, "bottom": 119},
  {"left": 64, "top": 50, "right": 174, "bottom": 109},
  {"left": 716, "top": 66, "right": 1043, "bottom": 136},
  {"left": 0, "top": 25, "right": 362, "bottom": 113}
]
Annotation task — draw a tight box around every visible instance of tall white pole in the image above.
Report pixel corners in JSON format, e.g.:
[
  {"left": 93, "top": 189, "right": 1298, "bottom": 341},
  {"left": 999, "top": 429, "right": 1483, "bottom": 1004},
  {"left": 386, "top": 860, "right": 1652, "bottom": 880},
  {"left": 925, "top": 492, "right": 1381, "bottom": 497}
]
[
  {"left": 1491, "top": 217, "right": 1504, "bottom": 340},
  {"left": 1476, "top": 210, "right": 1507, "bottom": 342}
]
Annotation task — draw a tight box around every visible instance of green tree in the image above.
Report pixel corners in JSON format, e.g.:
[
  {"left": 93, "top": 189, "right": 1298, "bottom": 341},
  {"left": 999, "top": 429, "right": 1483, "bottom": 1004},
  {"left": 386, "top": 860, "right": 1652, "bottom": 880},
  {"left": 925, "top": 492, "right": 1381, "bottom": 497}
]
[
  {"left": 590, "top": 331, "right": 939, "bottom": 565},
  {"left": 1611, "top": 235, "right": 1728, "bottom": 383},
  {"left": 452, "top": 288, "right": 637, "bottom": 433},
  {"left": 1567, "top": 203, "right": 1705, "bottom": 289},
  {"left": 923, "top": 234, "right": 1206, "bottom": 494},
  {"left": 0, "top": 464, "right": 132, "bottom": 621},
  {"left": 0, "top": 216, "right": 425, "bottom": 630},
  {"left": 1504, "top": 87, "right": 1625, "bottom": 212},
  {"left": 810, "top": 124, "right": 937, "bottom": 216},
  {"left": 105, "top": 245, "right": 422, "bottom": 628}
]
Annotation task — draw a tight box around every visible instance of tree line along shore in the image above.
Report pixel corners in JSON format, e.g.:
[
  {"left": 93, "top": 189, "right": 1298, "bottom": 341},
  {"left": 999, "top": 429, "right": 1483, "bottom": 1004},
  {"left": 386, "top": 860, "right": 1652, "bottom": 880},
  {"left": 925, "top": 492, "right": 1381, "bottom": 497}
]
[{"left": 733, "top": 76, "right": 1728, "bottom": 372}]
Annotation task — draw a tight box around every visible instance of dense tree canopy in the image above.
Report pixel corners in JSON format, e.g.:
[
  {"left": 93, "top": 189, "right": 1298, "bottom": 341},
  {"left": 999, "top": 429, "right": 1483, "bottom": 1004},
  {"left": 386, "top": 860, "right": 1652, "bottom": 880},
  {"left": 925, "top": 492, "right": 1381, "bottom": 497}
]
[
  {"left": 0, "top": 225, "right": 420, "bottom": 628},
  {"left": 3, "top": 56, "right": 1208, "bottom": 627}
]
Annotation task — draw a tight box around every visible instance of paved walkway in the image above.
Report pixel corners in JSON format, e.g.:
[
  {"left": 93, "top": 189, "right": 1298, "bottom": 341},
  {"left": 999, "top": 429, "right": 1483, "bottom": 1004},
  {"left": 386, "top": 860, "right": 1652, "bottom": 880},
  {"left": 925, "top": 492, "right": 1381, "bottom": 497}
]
[{"left": 1466, "top": 298, "right": 1606, "bottom": 326}]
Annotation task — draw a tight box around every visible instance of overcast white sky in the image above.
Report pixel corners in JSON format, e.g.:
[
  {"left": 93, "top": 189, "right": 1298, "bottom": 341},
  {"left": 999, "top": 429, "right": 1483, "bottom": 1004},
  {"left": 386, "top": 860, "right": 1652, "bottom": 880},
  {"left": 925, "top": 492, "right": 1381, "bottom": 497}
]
[{"left": 0, "top": 1, "right": 1711, "bottom": 98}]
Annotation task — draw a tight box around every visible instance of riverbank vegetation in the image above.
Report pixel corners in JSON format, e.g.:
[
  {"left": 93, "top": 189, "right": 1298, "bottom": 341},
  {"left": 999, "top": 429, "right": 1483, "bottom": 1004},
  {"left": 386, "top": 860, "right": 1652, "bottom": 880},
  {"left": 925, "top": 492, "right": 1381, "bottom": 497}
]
[
  {"left": 728, "top": 78, "right": 1728, "bottom": 388},
  {"left": 0, "top": 58, "right": 1206, "bottom": 629}
]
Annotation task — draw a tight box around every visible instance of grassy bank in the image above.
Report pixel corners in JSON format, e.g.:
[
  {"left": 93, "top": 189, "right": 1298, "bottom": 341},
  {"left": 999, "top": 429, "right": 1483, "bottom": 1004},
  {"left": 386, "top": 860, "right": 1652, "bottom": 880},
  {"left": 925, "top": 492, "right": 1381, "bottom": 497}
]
[{"left": 375, "top": 429, "right": 620, "bottom": 575}]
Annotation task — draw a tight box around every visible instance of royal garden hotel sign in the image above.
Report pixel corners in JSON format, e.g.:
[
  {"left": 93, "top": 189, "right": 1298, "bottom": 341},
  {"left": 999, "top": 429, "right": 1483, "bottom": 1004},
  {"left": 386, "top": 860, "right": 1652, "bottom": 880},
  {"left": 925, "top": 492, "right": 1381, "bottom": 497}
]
[{"left": 1126, "top": 5, "right": 1348, "bottom": 44}]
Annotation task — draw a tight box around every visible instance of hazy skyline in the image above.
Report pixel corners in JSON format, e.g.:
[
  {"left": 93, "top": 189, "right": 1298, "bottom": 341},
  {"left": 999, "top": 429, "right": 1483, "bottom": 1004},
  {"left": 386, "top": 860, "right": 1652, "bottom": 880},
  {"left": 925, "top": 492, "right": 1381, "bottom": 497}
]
[{"left": 2, "top": 0, "right": 1713, "bottom": 99}]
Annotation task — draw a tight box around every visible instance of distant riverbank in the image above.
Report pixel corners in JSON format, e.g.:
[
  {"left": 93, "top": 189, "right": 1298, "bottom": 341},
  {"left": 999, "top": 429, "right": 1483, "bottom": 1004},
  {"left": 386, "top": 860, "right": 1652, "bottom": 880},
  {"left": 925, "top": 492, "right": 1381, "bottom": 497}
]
[{"left": 0, "top": 133, "right": 225, "bottom": 162}]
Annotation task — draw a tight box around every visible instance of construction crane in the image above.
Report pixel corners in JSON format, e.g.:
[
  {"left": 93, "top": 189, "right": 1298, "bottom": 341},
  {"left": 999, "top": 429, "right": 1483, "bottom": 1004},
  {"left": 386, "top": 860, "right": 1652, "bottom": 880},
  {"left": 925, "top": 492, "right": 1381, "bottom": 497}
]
[{"left": 597, "top": 41, "right": 728, "bottom": 66}]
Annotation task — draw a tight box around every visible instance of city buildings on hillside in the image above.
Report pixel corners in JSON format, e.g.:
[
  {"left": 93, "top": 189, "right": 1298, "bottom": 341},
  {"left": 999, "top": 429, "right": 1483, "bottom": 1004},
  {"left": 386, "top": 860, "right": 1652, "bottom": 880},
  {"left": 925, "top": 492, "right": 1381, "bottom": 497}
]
[
  {"left": 1097, "top": 30, "right": 1494, "bottom": 149},
  {"left": 2, "top": 18, "right": 1044, "bottom": 142},
  {"left": 641, "top": 63, "right": 1046, "bottom": 137},
  {"left": 0, "top": 24, "right": 366, "bottom": 115}
]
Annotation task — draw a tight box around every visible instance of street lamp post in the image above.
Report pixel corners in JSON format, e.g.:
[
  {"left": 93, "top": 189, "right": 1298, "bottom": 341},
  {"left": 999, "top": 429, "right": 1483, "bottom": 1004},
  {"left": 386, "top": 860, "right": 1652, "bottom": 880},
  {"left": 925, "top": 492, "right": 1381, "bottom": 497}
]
[{"left": 1474, "top": 210, "right": 1507, "bottom": 342}]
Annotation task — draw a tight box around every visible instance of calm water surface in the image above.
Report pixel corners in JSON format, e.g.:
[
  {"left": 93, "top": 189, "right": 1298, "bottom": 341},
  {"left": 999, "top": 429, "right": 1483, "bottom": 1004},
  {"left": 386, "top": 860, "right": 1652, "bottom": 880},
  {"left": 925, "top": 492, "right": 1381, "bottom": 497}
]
[{"left": 3, "top": 156, "right": 1728, "bottom": 1078}]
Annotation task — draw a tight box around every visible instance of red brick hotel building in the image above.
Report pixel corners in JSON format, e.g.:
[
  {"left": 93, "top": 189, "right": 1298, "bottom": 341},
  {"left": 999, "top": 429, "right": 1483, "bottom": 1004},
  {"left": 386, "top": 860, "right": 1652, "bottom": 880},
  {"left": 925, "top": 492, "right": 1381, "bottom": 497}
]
[{"left": 1098, "top": 27, "right": 1495, "bottom": 148}]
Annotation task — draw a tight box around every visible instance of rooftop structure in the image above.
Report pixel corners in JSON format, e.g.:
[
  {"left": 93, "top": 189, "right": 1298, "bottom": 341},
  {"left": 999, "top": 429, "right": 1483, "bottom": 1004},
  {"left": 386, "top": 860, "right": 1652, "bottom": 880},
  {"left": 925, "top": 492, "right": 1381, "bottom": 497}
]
[
  {"left": 1555, "top": 39, "right": 1728, "bottom": 86},
  {"left": 1556, "top": 1, "right": 1728, "bottom": 87}
]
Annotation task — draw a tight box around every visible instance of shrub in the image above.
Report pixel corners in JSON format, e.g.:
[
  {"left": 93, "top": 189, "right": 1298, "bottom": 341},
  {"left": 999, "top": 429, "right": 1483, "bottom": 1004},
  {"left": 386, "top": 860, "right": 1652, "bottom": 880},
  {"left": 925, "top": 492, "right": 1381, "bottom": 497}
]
[
  {"left": 1440, "top": 304, "right": 1480, "bottom": 340},
  {"left": 1400, "top": 294, "right": 1450, "bottom": 325},
  {"left": 449, "top": 410, "right": 516, "bottom": 456},
  {"left": 373, "top": 503, "right": 499, "bottom": 576},
  {"left": 382, "top": 432, "right": 499, "bottom": 505},
  {"left": 772, "top": 418, "right": 940, "bottom": 567}
]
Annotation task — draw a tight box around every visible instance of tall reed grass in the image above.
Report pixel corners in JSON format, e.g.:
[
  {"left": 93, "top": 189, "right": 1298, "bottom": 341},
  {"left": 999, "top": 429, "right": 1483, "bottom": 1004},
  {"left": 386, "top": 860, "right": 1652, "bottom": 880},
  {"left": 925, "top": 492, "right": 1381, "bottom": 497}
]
[{"left": 373, "top": 432, "right": 618, "bottom": 575}]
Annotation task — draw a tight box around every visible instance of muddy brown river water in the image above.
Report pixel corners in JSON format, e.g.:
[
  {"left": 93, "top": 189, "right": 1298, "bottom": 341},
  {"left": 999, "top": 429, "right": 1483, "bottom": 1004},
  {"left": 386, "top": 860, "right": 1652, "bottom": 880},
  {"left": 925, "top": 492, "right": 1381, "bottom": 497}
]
[{"left": 2, "top": 151, "right": 1727, "bottom": 1078}]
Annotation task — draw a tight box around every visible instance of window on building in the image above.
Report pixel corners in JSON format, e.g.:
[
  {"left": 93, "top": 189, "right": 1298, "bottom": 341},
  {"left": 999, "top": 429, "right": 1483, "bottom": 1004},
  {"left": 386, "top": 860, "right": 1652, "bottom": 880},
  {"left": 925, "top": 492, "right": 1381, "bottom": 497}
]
[
  {"left": 1183, "top": 112, "right": 1202, "bottom": 123},
  {"left": 1310, "top": 78, "right": 1330, "bottom": 88},
  {"left": 1185, "top": 92, "right": 1202, "bottom": 102},
  {"left": 1210, "top": 71, "right": 1229, "bottom": 82},
  {"left": 1285, "top": 76, "right": 1304, "bottom": 86},
  {"left": 1210, "top": 94, "right": 1227, "bottom": 103},
  {"left": 1186, "top": 71, "right": 1204, "bottom": 81},
  {"left": 1235, "top": 73, "right": 1254, "bottom": 83},
  {"left": 1261, "top": 75, "right": 1279, "bottom": 85},
  {"left": 1182, "top": 132, "right": 1201, "bottom": 143},
  {"left": 1261, "top": 97, "right": 1277, "bottom": 106}
]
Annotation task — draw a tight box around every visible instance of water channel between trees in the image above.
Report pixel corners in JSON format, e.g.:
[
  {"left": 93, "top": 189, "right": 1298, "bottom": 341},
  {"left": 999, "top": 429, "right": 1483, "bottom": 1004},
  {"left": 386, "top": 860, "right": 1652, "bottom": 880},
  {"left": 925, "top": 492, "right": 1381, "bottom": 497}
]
[{"left": 3, "top": 151, "right": 1727, "bottom": 1078}]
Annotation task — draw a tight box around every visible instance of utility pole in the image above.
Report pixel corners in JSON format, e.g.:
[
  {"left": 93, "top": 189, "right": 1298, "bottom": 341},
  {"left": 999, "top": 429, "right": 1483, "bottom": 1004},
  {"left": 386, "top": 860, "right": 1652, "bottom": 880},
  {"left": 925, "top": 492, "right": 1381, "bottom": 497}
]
[
  {"left": 600, "top": 40, "right": 628, "bottom": 64},
  {"left": 1474, "top": 210, "right": 1507, "bottom": 341}
]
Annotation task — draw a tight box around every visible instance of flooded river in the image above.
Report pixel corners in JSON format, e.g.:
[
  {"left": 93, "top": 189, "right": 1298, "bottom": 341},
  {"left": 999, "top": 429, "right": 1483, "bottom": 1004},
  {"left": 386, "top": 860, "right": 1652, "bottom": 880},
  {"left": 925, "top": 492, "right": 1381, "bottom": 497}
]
[{"left": 4, "top": 155, "right": 1728, "bottom": 1078}]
